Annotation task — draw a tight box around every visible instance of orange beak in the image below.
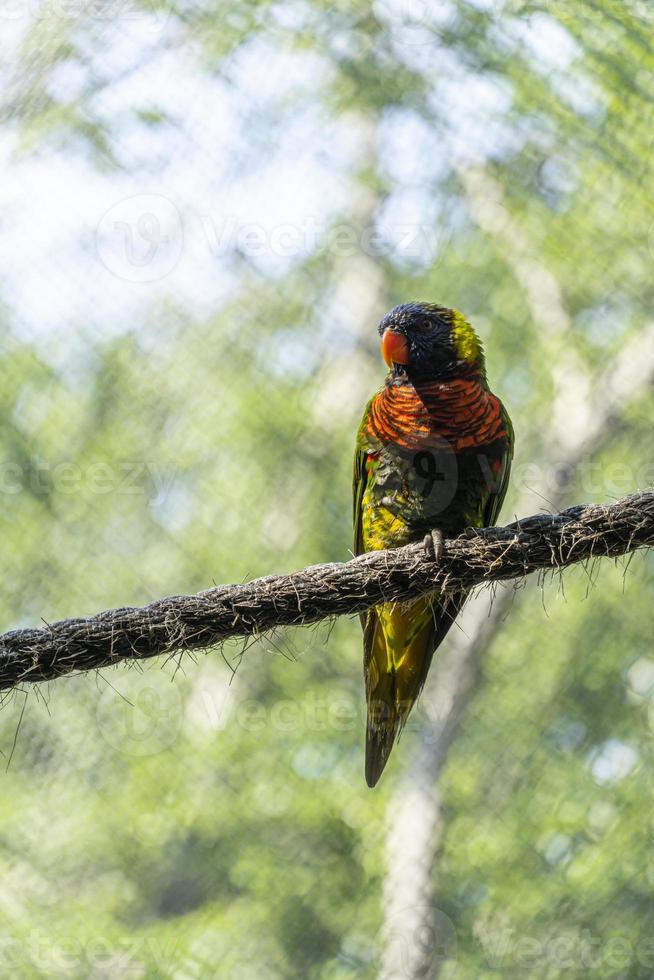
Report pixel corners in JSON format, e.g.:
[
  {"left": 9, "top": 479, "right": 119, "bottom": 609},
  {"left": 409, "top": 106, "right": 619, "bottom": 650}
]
[{"left": 381, "top": 328, "right": 410, "bottom": 368}]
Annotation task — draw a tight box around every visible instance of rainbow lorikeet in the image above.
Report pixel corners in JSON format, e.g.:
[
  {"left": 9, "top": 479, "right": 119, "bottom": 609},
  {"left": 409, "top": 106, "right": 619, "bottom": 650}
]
[{"left": 353, "top": 303, "right": 513, "bottom": 786}]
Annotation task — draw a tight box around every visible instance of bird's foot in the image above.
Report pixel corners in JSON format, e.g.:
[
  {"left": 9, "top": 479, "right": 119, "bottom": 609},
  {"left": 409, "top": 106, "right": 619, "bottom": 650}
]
[{"left": 423, "top": 529, "right": 444, "bottom": 562}]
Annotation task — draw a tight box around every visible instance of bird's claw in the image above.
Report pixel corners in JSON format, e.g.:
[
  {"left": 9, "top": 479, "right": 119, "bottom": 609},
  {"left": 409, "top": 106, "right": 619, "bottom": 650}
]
[{"left": 423, "top": 529, "right": 444, "bottom": 562}]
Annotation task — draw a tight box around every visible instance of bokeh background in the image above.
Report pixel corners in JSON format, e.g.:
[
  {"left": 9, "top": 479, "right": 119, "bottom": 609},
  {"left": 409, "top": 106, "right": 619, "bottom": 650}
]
[{"left": 1, "top": 1, "right": 654, "bottom": 976}]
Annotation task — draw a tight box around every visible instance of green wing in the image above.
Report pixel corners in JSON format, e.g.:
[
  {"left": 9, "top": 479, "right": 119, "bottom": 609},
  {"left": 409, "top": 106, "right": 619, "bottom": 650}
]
[
  {"left": 352, "top": 445, "right": 367, "bottom": 558},
  {"left": 483, "top": 400, "right": 514, "bottom": 528},
  {"left": 352, "top": 397, "right": 376, "bottom": 558}
]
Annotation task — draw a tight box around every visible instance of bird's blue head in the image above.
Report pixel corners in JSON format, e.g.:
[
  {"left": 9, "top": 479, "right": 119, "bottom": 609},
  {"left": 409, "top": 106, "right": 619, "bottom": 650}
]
[{"left": 378, "top": 302, "right": 485, "bottom": 381}]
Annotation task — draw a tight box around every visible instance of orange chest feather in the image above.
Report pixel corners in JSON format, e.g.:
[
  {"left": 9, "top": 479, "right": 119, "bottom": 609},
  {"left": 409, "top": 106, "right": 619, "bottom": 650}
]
[{"left": 366, "top": 379, "right": 506, "bottom": 452}]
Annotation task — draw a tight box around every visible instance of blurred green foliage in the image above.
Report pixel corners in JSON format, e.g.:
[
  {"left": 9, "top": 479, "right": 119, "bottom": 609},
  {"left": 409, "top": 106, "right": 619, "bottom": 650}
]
[{"left": 1, "top": 0, "right": 654, "bottom": 976}]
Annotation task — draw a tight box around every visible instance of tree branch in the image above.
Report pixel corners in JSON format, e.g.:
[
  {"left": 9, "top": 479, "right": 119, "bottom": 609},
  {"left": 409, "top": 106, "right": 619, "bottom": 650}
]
[{"left": 0, "top": 491, "right": 652, "bottom": 692}]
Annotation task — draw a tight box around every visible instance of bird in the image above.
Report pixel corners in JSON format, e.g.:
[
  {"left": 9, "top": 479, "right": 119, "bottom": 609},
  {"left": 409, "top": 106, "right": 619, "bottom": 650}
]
[{"left": 353, "top": 303, "right": 514, "bottom": 787}]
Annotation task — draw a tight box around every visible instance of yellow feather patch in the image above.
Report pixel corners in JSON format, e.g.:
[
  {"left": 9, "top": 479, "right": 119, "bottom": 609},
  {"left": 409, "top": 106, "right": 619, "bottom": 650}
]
[
  {"left": 361, "top": 486, "right": 413, "bottom": 552},
  {"left": 451, "top": 310, "right": 483, "bottom": 363}
]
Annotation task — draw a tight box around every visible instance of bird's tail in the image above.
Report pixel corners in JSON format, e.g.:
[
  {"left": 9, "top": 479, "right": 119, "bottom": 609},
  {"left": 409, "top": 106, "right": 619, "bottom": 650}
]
[{"left": 363, "top": 593, "right": 464, "bottom": 787}]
